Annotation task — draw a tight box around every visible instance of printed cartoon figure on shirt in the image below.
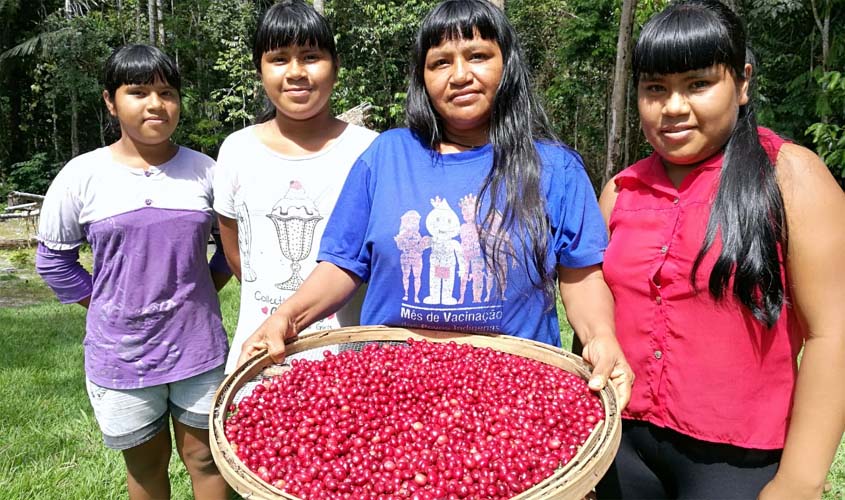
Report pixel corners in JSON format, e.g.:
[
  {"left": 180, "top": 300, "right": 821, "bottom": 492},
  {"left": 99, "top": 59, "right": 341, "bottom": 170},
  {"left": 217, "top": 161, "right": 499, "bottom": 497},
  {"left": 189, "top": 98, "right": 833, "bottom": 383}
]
[
  {"left": 457, "top": 193, "right": 487, "bottom": 303},
  {"left": 267, "top": 180, "right": 322, "bottom": 291},
  {"left": 482, "top": 209, "right": 517, "bottom": 301},
  {"left": 235, "top": 202, "right": 258, "bottom": 282},
  {"left": 394, "top": 210, "right": 431, "bottom": 302},
  {"left": 423, "top": 196, "right": 465, "bottom": 305}
]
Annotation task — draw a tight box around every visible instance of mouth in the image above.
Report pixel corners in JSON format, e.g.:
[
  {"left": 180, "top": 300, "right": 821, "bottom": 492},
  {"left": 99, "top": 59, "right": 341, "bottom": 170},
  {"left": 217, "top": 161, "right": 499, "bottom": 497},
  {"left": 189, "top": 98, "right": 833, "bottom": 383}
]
[
  {"left": 450, "top": 89, "right": 480, "bottom": 103},
  {"left": 285, "top": 88, "right": 312, "bottom": 96},
  {"left": 144, "top": 117, "right": 168, "bottom": 124},
  {"left": 659, "top": 125, "right": 695, "bottom": 141}
]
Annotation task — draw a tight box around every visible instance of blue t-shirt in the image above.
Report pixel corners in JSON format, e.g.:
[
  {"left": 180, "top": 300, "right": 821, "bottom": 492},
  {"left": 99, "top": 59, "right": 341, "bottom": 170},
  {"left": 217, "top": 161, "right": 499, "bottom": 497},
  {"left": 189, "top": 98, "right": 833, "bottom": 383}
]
[{"left": 318, "top": 128, "right": 606, "bottom": 346}]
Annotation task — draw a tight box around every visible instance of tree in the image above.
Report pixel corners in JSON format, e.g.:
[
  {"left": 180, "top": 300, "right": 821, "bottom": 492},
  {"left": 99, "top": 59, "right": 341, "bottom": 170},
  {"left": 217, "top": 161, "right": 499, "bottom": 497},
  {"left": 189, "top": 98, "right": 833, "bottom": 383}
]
[{"left": 603, "top": 0, "right": 638, "bottom": 185}]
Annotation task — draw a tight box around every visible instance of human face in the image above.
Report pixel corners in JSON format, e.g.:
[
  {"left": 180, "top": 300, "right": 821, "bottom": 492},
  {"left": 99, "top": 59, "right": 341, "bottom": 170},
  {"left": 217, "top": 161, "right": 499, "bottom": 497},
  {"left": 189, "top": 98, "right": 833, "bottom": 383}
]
[
  {"left": 104, "top": 79, "right": 180, "bottom": 147},
  {"left": 637, "top": 64, "right": 750, "bottom": 169},
  {"left": 260, "top": 45, "right": 336, "bottom": 122},
  {"left": 423, "top": 33, "right": 504, "bottom": 141}
]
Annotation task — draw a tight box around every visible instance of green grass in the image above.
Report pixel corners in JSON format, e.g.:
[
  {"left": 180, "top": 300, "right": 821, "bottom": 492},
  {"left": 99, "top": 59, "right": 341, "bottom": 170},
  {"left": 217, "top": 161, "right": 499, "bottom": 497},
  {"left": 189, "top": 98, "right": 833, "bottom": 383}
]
[{"left": 0, "top": 249, "right": 841, "bottom": 499}]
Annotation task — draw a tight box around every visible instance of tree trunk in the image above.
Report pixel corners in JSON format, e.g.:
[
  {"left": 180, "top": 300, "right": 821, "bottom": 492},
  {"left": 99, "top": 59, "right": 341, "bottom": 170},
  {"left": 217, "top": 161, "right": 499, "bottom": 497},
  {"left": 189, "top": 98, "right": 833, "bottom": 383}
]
[
  {"left": 52, "top": 100, "right": 60, "bottom": 159},
  {"left": 70, "top": 89, "right": 79, "bottom": 158},
  {"left": 117, "top": 0, "right": 126, "bottom": 44},
  {"left": 809, "top": 0, "right": 830, "bottom": 70},
  {"left": 313, "top": 0, "right": 324, "bottom": 15},
  {"left": 489, "top": 0, "right": 505, "bottom": 10},
  {"left": 603, "top": 0, "right": 638, "bottom": 186},
  {"left": 148, "top": 0, "right": 156, "bottom": 45},
  {"left": 157, "top": 0, "right": 165, "bottom": 46},
  {"left": 135, "top": 0, "right": 141, "bottom": 40}
]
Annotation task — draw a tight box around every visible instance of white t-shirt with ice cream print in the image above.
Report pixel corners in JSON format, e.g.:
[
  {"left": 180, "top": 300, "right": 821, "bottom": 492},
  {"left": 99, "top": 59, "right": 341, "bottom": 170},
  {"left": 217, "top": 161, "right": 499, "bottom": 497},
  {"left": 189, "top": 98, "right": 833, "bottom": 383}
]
[{"left": 213, "top": 123, "right": 378, "bottom": 372}]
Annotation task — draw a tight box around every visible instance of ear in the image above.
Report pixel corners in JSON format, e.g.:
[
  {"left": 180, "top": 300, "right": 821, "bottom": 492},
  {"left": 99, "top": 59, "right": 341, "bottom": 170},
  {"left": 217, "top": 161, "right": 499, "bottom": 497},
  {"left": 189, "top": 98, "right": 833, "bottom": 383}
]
[
  {"left": 103, "top": 90, "right": 117, "bottom": 116},
  {"left": 738, "top": 63, "right": 752, "bottom": 106},
  {"left": 332, "top": 56, "right": 340, "bottom": 82}
]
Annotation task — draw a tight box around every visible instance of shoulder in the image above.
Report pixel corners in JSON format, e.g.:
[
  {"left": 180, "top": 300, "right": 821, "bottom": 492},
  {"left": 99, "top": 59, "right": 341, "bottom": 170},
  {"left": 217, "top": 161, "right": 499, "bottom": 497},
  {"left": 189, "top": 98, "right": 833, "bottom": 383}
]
[
  {"left": 535, "top": 140, "right": 585, "bottom": 171},
  {"left": 372, "top": 127, "right": 416, "bottom": 145},
  {"left": 357, "top": 128, "right": 422, "bottom": 162},
  {"left": 776, "top": 143, "right": 844, "bottom": 214},
  {"left": 218, "top": 125, "right": 258, "bottom": 155},
  {"left": 52, "top": 147, "right": 109, "bottom": 186},
  {"left": 176, "top": 146, "right": 214, "bottom": 168},
  {"left": 343, "top": 124, "right": 380, "bottom": 143}
]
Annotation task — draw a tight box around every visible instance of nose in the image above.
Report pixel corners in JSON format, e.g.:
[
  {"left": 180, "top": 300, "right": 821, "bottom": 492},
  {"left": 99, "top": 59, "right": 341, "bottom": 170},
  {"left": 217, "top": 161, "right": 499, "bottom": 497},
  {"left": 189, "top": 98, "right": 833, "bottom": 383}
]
[
  {"left": 147, "top": 92, "right": 164, "bottom": 110},
  {"left": 287, "top": 58, "right": 307, "bottom": 79},
  {"left": 662, "top": 91, "right": 690, "bottom": 116},
  {"left": 450, "top": 58, "right": 472, "bottom": 86}
]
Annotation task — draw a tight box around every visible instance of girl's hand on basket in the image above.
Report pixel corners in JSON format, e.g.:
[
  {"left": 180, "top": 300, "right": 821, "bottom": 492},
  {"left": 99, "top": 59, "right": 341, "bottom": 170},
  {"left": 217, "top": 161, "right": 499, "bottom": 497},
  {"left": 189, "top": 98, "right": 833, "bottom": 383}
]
[
  {"left": 237, "top": 313, "right": 299, "bottom": 368},
  {"left": 581, "top": 332, "right": 634, "bottom": 411}
]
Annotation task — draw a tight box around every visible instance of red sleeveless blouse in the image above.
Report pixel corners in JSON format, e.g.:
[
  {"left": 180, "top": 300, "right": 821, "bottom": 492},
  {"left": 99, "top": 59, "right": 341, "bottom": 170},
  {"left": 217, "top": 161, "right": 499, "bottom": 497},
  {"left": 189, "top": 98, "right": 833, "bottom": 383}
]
[{"left": 603, "top": 127, "right": 802, "bottom": 449}]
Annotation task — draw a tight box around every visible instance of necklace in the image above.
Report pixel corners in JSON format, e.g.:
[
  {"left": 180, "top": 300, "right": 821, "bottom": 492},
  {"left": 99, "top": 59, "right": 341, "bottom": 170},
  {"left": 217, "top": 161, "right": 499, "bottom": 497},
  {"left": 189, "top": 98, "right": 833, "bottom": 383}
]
[{"left": 442, "top": 136, "right": 487, "bottom": 149}]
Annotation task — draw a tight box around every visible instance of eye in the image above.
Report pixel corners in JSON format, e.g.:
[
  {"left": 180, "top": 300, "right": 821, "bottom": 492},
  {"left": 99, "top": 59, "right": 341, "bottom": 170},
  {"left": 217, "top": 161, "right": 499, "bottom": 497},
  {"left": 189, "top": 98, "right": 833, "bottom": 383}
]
[
  {"left": 429, "top": 58, "right": 449, "bottom": 69},
  {"left": 303, "top": 53, "right": 320, "bottom": 62},
  {"left": 469, "top": 52, "right": 489, "bottom": 61},
  {"left": 644, "top": 84, "right": 665, "bottom": 93},
  {"left": 690, "top": 80, "right": 711, "bottom": 90}
]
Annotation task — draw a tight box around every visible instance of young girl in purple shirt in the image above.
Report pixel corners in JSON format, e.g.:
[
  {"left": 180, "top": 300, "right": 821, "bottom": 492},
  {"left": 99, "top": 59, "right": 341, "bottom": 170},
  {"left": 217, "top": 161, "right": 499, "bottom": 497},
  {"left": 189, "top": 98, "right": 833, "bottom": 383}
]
[{"left": 36, "top": 44, "right": 230, "bottom": 500}]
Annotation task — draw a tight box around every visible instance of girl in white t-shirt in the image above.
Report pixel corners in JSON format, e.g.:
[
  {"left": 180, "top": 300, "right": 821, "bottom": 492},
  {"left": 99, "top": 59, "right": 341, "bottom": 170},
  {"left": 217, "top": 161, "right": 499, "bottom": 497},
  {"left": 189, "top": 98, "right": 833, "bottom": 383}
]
[{"left": 214, "top": 0, "right": 377, "bottom": 372}]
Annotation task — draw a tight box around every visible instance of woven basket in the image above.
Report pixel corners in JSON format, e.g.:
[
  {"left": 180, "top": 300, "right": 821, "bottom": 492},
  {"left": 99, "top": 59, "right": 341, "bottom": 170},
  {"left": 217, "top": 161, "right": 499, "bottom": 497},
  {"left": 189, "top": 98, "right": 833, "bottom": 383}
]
[{"left": 210, "top": 326, "right": 621, "bottom": 500}]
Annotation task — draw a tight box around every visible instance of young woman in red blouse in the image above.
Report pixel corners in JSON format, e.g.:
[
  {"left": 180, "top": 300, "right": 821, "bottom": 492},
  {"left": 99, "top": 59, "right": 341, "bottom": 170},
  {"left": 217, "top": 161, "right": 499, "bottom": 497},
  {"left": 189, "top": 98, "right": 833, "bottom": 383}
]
[{"left": 596, "top": 0, "right": 845, "bottom": 498}]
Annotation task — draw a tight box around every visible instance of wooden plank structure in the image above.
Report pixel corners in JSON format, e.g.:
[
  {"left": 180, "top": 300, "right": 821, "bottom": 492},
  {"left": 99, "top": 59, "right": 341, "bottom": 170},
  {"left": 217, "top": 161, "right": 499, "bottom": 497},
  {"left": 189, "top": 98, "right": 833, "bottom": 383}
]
[
  {"left": 210, "top": 326, "right": 621, "bottom": 500},
  {"left": 1, "top": 191, "right": 42, "bottom": 247}
]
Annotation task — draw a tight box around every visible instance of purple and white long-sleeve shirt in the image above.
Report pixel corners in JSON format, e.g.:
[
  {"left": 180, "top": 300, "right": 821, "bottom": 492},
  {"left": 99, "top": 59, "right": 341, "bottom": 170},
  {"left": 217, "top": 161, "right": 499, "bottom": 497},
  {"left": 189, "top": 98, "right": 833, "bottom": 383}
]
[{"left": 37, "top": 146, "right": 228, "bottom": 390}]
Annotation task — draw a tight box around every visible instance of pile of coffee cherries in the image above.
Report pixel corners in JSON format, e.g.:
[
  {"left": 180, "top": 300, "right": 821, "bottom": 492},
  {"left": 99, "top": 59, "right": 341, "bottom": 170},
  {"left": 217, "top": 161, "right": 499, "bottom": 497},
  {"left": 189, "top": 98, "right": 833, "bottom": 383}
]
[{"left": 224, "top": 339, "right": 604, "bottom": 500}]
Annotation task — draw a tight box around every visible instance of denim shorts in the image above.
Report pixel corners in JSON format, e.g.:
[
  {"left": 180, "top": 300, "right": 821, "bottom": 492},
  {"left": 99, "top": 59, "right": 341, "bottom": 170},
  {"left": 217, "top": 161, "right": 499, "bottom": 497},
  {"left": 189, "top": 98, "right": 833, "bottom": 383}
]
[{"left": 85, "top": 365, "right": 225, "bottom": 450}]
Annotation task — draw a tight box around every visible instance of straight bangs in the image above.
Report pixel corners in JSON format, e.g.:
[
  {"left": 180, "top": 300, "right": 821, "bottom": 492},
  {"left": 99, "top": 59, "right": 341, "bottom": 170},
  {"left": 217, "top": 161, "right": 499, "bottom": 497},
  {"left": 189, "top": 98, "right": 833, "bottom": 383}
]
[
  {"left": 416, "top": 0, "right": 503, "bottom": 59},
  {"left": 253, "top": 1, "right": 337, "bottom": 71},
  {"left": 104, "top": 45, "right": 180, "bottom": 97},
  {"left": 633, "top": 4, "right": 742, "bottom": 83}
]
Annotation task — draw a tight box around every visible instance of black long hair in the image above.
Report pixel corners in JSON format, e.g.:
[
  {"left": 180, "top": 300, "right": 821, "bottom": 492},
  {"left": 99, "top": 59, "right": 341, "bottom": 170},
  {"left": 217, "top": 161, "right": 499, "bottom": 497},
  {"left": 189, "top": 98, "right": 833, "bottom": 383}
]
[
  {"left": 103, "top": 44, "right": 181, "bottom": 99},
  {"left": 253, "top": 0, "right": 338, "bottom": 123},
  {"left": 633, "top": 0, "right": 786, "bottom": 327},
  {"left": 406, "top": 0, "right": 559, "bottom": 304}
]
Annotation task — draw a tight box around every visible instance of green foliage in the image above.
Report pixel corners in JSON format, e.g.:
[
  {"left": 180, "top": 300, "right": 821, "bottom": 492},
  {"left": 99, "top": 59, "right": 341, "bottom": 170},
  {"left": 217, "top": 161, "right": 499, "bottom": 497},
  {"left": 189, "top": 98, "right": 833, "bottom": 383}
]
[
  {"left": 8, "top": 153, "right": 59, "bottom": 195},
  {"left": 0, "top": 0, "right": 842, "bottom": 198},
  {"left": 806, "top": 70, "right": 845, "bottom": 181},
  {"left": 8, "top": 249, "right": 32, "bottom": 268},
  {"left": 328, "top": 0, "right": 439, "bottom": 129}
]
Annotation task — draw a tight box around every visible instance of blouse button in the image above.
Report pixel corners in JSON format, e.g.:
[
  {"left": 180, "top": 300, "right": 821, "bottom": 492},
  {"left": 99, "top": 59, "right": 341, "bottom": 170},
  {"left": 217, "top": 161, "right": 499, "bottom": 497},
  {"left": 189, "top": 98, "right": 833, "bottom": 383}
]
[
  {"left": 654, "top": 350, "right": 663, "bottom": 360},
  {"left": 655, "top": 296, "right": 663, "bottom": 304},
  {"left": 144, "top": 171, "right": 152, "bottom": 177},
  {"left": 673, "top": 197, "right": 679, "bottom": 204},
  {"left": 144, "top": 199, "right": 152, "bottom": 206},
  {"left": 660, "top": 245, "right": 668, "bottom": 254}
]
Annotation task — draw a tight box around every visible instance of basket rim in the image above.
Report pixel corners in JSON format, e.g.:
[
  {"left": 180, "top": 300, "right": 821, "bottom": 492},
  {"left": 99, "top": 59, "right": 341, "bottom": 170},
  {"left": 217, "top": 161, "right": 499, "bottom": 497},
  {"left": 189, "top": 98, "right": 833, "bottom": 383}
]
[{"left": 210, "top": 325, "right": 621, "bottom": 500}]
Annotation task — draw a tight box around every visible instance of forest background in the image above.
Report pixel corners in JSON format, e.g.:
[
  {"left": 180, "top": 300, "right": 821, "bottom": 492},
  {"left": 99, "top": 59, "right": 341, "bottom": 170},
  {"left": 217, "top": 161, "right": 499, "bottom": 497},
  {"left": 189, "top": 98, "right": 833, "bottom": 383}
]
[{"left": 0, "top": 0, "right": 842, "bottom": 198}]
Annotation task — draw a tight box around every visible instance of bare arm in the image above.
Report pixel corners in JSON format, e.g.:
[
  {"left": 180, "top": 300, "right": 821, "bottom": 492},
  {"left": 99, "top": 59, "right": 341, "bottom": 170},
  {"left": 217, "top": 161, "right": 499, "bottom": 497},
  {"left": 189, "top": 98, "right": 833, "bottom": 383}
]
[
  {"left": 237, "top": 261, "right": 362, "bottom": 367},
  {"left": 558, "top": 264, "right": 633, "bottom": 410},
  {"left": 760, "top": 144, "right": 845, "bottom": 500},
  {"left": 217, "top": 215, "right": 241, "bottom": 282},
  {"left": 598, "top": 179, "right": 620, "bottom": 236}
]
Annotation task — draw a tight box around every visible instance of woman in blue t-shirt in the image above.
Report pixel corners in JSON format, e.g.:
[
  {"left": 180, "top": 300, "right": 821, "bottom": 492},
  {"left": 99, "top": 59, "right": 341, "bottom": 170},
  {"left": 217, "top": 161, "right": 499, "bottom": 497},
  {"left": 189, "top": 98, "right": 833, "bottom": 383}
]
[{"left": 237, "top": 0, "right": 633, "bottom": 406}]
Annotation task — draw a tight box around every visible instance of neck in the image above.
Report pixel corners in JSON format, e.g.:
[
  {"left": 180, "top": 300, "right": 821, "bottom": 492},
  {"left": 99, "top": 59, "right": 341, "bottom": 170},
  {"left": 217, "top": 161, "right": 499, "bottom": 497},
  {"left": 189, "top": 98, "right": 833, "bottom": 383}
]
[
  {"left": 264, "top": 108, "right": 346, "bottom": 156},
  {"left": 111, "top": 136, "right": 177, "bottom": 170},
  {"left": 439, "top": 126, "right": 489, "bottom": 153}
]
